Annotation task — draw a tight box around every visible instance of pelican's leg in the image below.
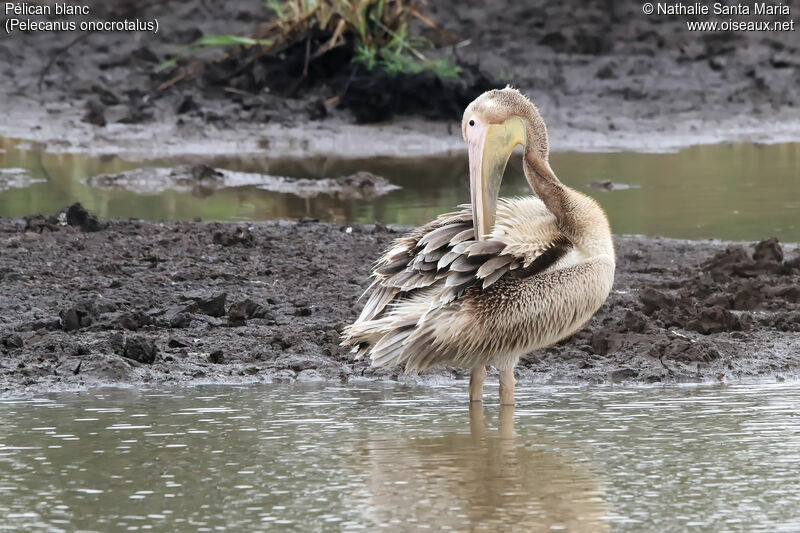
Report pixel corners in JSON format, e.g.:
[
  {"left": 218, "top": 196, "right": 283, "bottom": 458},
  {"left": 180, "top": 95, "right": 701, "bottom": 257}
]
[
  {"left": 469, "top": 366, "right": 487, "bottom": 403},
  {"left": 499, "top": 368, "right": 516, "bottom": 406}
]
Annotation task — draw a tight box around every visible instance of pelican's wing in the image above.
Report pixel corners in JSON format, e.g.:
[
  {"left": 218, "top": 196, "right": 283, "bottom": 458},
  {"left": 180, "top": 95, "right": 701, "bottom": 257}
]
[
  {"left": 342, "top": 197, "right": 574, "bottom": 362},
  {"left": 353, "top": 205, "right": 471, "bottom": 324},
  {"left": 358, "top": 197, "right": 571, "bottom": 320}
]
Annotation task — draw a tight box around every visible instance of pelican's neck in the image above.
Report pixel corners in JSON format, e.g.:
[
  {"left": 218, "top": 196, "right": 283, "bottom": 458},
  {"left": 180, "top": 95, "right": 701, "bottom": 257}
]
[
  {"left": 523, "top": 148, "right": 614, "bottom": 259},
  {"left": 522, "top": 149, "right": 569, "bottom": 220}
]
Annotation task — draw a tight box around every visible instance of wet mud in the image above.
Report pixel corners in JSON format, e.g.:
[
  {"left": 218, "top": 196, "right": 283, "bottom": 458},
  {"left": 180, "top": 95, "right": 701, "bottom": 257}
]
[
  {"left": 0, "top": 168, "right": 43, "bottom": 192},
  {"left": 87, "top": 164, "right": 399, "bottom": 199},
  {"left": 2, "top": 1, "right": 800, "bottom": 394},
  {"left": 186, "top": 26, "right": 503, "bottom": 124},
  {"left": 2, "top": 0, "right": 800, "bottom": 157},
  {"left": 2, "top": 206, "right": 799, "bottom": 395}
]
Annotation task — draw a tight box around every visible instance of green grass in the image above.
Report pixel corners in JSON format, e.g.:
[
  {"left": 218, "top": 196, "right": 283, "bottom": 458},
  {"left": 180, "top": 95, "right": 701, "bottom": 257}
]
[{"left": 156, "top": 35, "right": 273, "bottom": 73}]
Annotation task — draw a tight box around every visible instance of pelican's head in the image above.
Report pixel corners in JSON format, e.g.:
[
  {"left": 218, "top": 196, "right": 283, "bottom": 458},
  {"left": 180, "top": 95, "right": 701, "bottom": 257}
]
[{"left": 462, "top": 87, "right": 549, "bottom": 240}]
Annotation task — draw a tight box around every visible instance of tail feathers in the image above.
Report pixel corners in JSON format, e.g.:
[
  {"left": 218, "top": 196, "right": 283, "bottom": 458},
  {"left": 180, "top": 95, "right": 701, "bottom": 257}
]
[
  {"left": 353, "top": 344, "right": 370, "bottom": 359},
  {"left": 341, "top": 318, "right": 429, "bottom": 369},
  {"left": 342, "top": 305, "right": 452, "bottom": 371},
  {"left": 341, "top": 315, "right": 415, "bottom": 348},
  {"left": 370, "top": 327, "right": 414, "bottom": 367},
  {"left": 343, "top": 326, "right": 454, "bottom": 373},
  {"left": 402, "top": 327, "right": 451, "bottom": 373}
]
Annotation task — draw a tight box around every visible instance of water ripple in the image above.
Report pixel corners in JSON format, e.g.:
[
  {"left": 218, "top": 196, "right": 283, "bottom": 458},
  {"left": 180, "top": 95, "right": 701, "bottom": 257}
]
[{"left": 1, "top": 382, "right": 800, "bottom": 531}]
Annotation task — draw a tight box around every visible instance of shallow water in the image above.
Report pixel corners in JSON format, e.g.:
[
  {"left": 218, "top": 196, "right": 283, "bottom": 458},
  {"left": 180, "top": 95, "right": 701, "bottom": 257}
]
[
  {"left": 1, "top": 137, "right": 799, "bottom": 241},
  {"left": 2, "top": 382, "right": 800, "bottom": 532}
]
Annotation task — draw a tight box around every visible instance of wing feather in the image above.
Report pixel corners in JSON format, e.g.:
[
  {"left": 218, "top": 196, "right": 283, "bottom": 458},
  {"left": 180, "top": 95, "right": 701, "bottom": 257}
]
[
  {"left": 476, "top": 255, "right": 514, "bottom": 278},
  {"left": 450, "top": 228, "right": 475, "bottom": 245},
  {"left": 482, "top": 264, "right": 511, "bottom": 289},
  {"left": 467, "top": 240, "right": 506, "bottom": 257},
  {"left": 449, "top": 254, "right": 484, "bottom": 273},
  {"left": 437, "top": 250, "right": 460, "bottom": 270},
  {"left": 357, "top": 285, "right": 399, "bottom": 322},
  {"left": 342, "top": 197, "right": 576, "bottom": 370},
  {"left": 419, "top": 223, "right": 468, "bottom": 253}
]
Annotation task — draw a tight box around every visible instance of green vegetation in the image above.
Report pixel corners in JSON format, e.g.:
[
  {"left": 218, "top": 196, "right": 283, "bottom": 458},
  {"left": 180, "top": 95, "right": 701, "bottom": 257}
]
[
  {"left": 159, "top": 0, "right": 460, "bottom": 79},
  {"left": 156, "top": 35, "right": 273, "bottom": 73}
]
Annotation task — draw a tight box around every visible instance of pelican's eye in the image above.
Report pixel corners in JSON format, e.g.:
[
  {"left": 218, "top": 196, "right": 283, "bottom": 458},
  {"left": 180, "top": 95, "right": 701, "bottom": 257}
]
[{"left": 468, "top": 119, "right": 475, "bottom": 127}]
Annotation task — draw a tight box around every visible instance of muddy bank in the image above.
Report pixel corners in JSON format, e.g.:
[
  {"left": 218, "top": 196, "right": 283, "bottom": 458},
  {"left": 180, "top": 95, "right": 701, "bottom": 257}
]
[
  {"left": 2, "top": 0, "right": 800, "bottom": 157},
  {"left": 0, "top": 167, "right": 43, "bottom": 191},
  {"left": 1, "top": 206, "right": 799, "bottom": 395},
  {"left": 87, "top": 164, "right": 399, "bottom": 199}
]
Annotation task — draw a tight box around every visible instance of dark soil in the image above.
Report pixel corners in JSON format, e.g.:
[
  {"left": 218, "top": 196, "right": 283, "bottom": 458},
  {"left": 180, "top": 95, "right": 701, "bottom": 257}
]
[
  {"left": 191, "top": 27, "right": 504, "bottom": 123},
  {"left": 2, "top": 0, "right": 798, "bottom": 135},
  {"left": 1, "top": 0, "right": 503, "bottom": 126},
  {"left": 2, "top": 1, "right": 800, "bottom": 393},
  {"left": 2, "top": 206, "right": 799, "bottom": 394}
]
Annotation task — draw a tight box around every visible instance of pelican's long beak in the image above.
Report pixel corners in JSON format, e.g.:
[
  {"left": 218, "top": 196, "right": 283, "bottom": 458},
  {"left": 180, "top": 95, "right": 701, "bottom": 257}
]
[{"left": 468, "top": 117, "right": 526, "bottom": 241}]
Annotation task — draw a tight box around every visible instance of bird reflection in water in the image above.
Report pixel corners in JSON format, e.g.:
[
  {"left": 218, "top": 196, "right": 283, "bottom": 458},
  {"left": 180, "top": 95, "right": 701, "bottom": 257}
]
[{"left": 355, "top": 405, "right": 609, "bottom": 532}]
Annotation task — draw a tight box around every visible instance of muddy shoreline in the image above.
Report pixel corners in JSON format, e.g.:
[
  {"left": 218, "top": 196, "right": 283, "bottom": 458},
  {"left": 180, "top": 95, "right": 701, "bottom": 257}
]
[
  {"left": 2, "top": 0, "right": 800, "bottom": 395},
  {"left": 2, "top": 0, "right": 800, "bottom": 157},
  {"left": 5, "top": 95, "right": 800, "bottom": 161},
  {"left": 2, "top": 208, "right": 799, "bottom": 396}
]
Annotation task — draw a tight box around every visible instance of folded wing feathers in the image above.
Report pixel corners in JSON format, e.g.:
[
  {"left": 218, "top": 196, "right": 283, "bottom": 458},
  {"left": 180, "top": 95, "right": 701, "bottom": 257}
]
[
  {"left": 444, "top": 269, "right": 478, "bottom": 288},
  {"left": 436, "top": 250, "right": 461, "bottom": 270},
  {"left": 417, "top": 260, "right": 439, "bottom": 272},
  {"left": 419, "top": 223, "right": 467, "bottom": 254},
  {"left": 449, "top": 254, "right": 485, "bottom": 273},
  {"left": 467, "top": 240, "right": 506, "bottom": 257},
  {"left": 451, "top": 241, "right": 472, "bottom": 254},
  {"left": 439, "top": 281, "right": 474, "bottom": 305},
  {"left": 359, "top": 200, "right": 562, "bottom": 322},
  {"left": 476, "top": 255, "right": 514, "bottom": 278},
  {"left": 345, "top": 197, "right": 573, "bottom": 369},
  {"left": 401, "top": 271, "right": 437, "bottom": 292},
  {"left": 375, "top": 256, "right": 410, "bottom": 276},
  {"left": 357, "top": 285, "right": 400, "bottom": 322},
  {"left": 481, "top": 265, "right": 511, "bottom": 289},
  {"left": 423, "top": 248, "right": 446, "bottom": 263},
  {"left": 450, "top": 228, "right": 475, "bottom": 245}
]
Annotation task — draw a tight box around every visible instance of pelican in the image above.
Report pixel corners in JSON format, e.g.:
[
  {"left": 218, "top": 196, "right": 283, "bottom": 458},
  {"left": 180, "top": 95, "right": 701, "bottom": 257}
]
[{"left": 341, "top": 87, "right": 615, "bottom": 405}]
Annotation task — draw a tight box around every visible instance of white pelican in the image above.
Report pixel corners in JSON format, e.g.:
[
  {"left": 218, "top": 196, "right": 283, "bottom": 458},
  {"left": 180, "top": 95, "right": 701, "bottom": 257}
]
[{"left": 342, "top": 87, "right": 615, "bottom": 404}]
